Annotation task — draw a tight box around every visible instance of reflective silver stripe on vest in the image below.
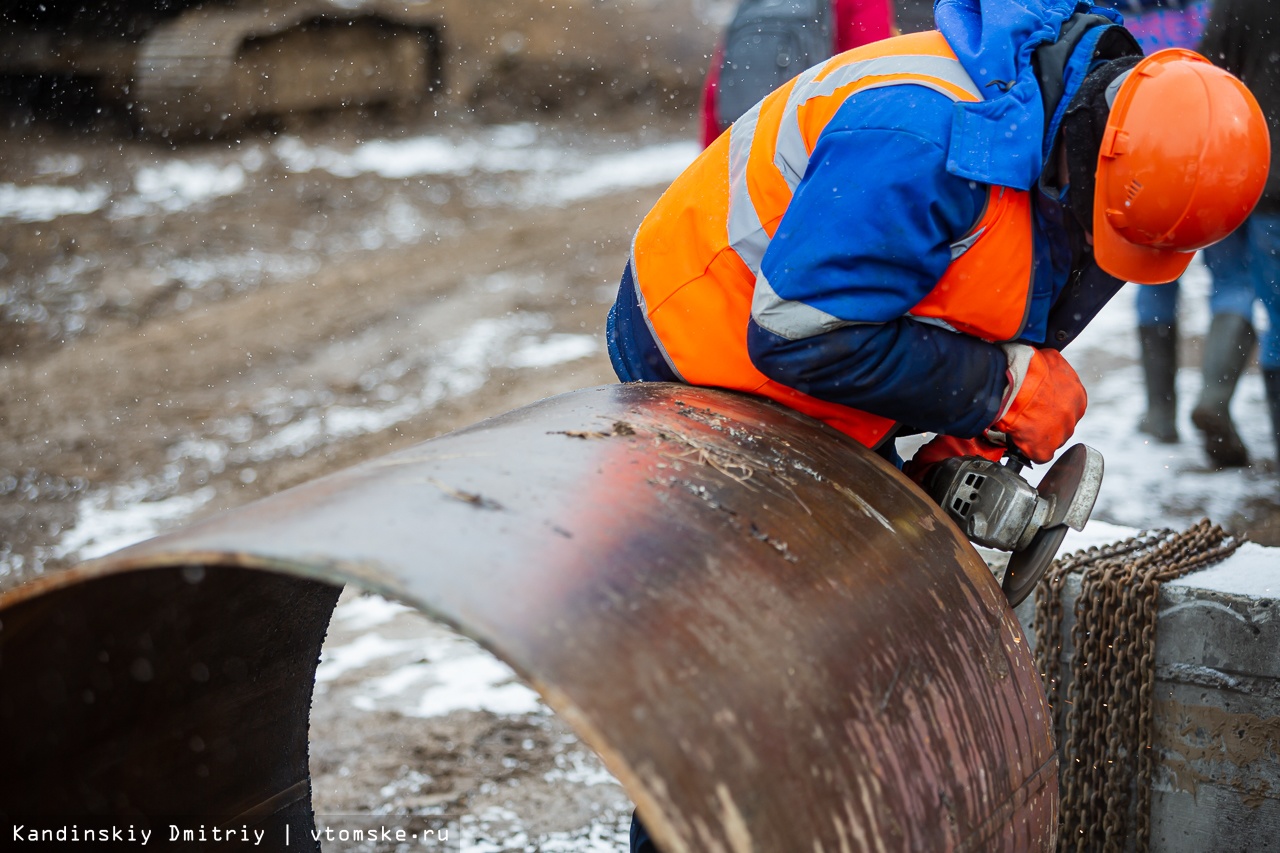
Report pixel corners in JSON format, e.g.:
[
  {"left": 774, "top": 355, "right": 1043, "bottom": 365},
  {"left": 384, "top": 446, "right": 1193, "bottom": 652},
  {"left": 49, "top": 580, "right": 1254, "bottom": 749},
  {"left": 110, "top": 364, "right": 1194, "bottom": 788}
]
[
  {"left": 912, "top": 315, "right": 960, "bottom": 334},
  {"left": 769, "top": 61, "right": 830, "bottom": 188},
  {"left": 731, "top": 53, "right": 983, "bottom": 341},
  {"left": 726, "top": 101, "right": 771, "bottom": 279},
  {"left": 752, "top": 270, "right": 865, "bottom": 340},
  {"left": 949, "top": 227, "right": 986, "bottom": 260},
  {"left": 774, "top": 55, "right": 982, "bottom": 197}
]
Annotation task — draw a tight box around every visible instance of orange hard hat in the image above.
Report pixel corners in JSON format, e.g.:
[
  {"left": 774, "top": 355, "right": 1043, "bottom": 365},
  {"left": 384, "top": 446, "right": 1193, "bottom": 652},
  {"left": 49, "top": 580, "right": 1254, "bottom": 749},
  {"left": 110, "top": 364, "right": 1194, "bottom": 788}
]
[{"left": 1093, "top": 48, "right": 1271, "bottom": 285}]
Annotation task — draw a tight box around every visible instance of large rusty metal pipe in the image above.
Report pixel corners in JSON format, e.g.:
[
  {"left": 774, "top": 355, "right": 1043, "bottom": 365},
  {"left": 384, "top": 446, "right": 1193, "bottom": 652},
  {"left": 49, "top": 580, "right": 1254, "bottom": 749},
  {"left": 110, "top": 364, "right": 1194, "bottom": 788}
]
[{"left": 0, "top": 383, "right": 1056, "bottom": 850}]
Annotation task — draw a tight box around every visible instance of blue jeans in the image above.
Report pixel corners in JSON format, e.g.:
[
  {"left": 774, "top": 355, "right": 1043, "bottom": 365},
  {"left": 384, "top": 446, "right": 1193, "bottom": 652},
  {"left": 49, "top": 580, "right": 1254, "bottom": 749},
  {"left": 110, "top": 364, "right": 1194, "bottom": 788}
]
[
  {"left": 1134, "top": 257, "right": 1257, "bottom": 329},
  {"left": 1200, "top": 214, "right": 1280, "bottom": 370}
]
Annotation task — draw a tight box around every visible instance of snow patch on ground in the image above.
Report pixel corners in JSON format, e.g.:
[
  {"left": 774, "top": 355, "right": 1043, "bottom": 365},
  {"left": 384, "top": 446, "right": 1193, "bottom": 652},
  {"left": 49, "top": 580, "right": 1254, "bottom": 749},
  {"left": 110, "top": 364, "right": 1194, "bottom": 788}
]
[
  {"left": 549, "top": 141, "right": 698, "bottom": 203},
  {"left": 316, "top": 633, "right": 425, "bottom": 684},
  {"left": 320, "top": 595, "right": 543, "bottom": 718},
  {"left": 272, "top": 123, "right": 557, "bottom": 181},
  {"left": 2, "top": 151, "right": 262, "bottom": 222},
  {"left": 1164, "top": 542, "right": 1278, "bottom": 598},
  {"left": 0, "top": 183, "right": 110, "bottom": 222},
  {"left": 409, "top": 651, "right": 543, "bottom": 718},
  {"left": 457, "top": 808, "right": 630, "bottom": 853},
  {"left": 331, "top": 592, "right": 415, "bottom": 631},
  {"left": 130, "top": 161, "right": 248, "bottom": 211},
  {"left": 271, "top": 124, "right": 697, "bottom": 207},
  {"left": 543, "top": 750, "right": 620, "bottom": 788},
  {"left": 506, "top": 333, "right": 600, "bottom": 369},
  {"left": 53, "top": 485, "right": 216, "bottom": 561}
]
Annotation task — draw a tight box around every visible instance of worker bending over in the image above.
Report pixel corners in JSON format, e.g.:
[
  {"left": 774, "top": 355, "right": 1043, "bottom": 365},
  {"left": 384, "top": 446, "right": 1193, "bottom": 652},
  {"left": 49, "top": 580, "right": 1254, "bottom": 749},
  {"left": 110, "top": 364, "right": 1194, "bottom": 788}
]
[{"left": 607, "top": 0, "right": 1268, "bottom": 481}]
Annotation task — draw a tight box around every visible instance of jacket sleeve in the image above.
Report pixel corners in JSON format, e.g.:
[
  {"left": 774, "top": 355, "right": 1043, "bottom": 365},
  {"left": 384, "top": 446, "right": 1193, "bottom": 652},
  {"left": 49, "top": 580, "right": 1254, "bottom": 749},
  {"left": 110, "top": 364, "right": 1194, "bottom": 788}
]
[
  {"left": 747, "top": 316, "right": 1010, "bottom": 436},
  {"left": 747, "top": 93, "right": 1011, "bottom": 437}
]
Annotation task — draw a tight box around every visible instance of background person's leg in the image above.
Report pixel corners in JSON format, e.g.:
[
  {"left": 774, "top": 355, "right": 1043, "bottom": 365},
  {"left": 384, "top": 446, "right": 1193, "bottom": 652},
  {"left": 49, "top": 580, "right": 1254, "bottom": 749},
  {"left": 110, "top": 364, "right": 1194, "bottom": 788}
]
[
  {"left": 1247, "top": 214, "right": 1280, "bottom": 469},
  {"left": 1195, "top": 231, "right": 1256, "bottom": 467},
  {"left": 1135, "top": 281, "right": 1180, "bottom": 442}
]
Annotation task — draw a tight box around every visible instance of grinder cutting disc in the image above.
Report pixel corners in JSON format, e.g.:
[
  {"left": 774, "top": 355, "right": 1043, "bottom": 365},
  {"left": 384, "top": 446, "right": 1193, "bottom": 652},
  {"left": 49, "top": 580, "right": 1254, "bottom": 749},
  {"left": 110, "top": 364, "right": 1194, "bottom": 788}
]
[
  {"left": 1002, "top": 526, "right": 1070, "bottom": 607},
  {"left": 1001, "top": 444, "right": 1104, "bottom": 607}
]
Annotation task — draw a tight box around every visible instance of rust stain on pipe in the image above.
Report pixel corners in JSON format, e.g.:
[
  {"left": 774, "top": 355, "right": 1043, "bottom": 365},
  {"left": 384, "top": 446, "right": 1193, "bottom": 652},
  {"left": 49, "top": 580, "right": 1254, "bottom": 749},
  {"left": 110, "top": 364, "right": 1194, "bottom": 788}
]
[{"left": 0, "top": 383, "right": 1057, "bottom": 850}]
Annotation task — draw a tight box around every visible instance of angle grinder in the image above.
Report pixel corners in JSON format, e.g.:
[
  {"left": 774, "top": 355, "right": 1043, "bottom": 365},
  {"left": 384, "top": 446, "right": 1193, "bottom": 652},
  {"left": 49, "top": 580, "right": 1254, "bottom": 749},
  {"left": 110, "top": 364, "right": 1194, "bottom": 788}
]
[{"left": 924, "top": 444, "right": 1104, "bottom": 606}]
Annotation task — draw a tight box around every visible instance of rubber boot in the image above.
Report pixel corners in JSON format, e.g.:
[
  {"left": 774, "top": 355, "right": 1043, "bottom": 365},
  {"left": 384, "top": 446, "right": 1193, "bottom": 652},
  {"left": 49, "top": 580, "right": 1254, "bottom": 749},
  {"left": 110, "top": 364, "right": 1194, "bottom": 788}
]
[
  {"left": 1191, "top": 313, "right": 1257, "bottom": 468},
  {"left": 1264, "top": 369, "right": 1280, "bottom": 469},
  {"left": 1137, "top": 323, "right": 1179, "bottom": 443}
]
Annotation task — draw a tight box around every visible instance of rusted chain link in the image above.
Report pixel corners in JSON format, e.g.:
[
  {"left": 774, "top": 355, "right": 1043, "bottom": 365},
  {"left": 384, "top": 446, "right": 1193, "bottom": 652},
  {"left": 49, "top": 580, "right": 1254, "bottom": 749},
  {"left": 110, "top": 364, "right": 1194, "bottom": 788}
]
[{"left": 1031, "top": 519, "right": 1244, "bottom": 853}]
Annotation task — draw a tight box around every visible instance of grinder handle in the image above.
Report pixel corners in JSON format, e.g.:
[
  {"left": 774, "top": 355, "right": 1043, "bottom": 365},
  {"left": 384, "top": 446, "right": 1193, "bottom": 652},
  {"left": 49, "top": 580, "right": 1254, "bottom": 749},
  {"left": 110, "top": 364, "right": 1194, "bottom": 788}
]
[{"left": 1004, "top": 444, "right": 1031, "bottom": 474}]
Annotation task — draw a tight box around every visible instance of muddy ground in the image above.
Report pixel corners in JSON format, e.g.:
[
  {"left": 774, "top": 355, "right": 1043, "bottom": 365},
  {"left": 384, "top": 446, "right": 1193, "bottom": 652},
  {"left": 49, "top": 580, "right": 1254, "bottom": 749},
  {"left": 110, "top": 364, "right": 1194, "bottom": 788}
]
[{"left": 0, "top": 102, "right": 691, "bottom": 584}]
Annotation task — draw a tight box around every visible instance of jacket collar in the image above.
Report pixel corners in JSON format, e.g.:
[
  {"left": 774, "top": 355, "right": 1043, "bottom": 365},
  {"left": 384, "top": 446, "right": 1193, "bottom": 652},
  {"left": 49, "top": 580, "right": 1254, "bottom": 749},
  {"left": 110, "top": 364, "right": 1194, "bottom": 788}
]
[{"left": 935, "top": 0, "right": 1124, "bottom": 190}]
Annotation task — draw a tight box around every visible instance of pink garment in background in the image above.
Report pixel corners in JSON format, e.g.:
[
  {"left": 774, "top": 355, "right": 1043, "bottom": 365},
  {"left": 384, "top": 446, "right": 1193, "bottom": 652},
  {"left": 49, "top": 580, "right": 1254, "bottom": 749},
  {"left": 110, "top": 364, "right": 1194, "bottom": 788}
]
[
  {"left": 835, "top": 0, "right": 896, "bottom": 49},
  {"left": 700, "top": 0, "right": 897, "bottom": 147}
]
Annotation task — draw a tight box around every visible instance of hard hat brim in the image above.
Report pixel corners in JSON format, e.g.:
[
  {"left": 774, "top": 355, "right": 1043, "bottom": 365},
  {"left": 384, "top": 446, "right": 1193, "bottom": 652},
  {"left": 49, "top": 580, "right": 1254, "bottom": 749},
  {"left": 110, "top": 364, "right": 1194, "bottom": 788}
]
[{"left": 1092, "top": 208, "right": 1194, "bottom": 285}]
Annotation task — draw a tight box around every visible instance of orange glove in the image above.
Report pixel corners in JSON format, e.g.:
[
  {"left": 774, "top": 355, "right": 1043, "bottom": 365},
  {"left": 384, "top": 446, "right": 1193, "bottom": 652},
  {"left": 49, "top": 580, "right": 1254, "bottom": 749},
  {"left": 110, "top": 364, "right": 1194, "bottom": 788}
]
[
  {"left": 988, "top": 344, "right": 1087, "bottom": 463},
  {"left": 903, "top": 434, "right": 1005, "bottom": 486}
]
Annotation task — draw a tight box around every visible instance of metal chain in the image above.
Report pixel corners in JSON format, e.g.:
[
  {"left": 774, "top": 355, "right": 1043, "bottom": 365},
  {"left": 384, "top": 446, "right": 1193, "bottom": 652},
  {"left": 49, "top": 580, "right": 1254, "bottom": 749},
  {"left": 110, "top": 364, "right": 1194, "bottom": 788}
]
[{"left": 1031, "top": 519, "right": 1243, "bottom": 853}]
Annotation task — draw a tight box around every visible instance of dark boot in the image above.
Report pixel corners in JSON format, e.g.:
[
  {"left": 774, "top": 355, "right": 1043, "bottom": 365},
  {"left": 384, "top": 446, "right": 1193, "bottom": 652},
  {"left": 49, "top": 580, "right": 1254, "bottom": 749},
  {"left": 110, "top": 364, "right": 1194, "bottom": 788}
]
[
  {"left": 1138, "top": 323, "right": 1179, "bottom": 443},
  {"left": 1264, "top": 368, "right": 1280, "bottom": 467},
  {"left": 1191, "top": 313, "right": 1257, "bottom": 468}
]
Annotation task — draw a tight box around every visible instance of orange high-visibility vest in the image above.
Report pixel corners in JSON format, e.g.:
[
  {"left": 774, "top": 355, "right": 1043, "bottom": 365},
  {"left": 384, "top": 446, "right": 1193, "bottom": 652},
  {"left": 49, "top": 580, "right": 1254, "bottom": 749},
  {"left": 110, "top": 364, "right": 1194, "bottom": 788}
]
[{"left": 630, "top": 30, "right": 1035, "bottom": 448}]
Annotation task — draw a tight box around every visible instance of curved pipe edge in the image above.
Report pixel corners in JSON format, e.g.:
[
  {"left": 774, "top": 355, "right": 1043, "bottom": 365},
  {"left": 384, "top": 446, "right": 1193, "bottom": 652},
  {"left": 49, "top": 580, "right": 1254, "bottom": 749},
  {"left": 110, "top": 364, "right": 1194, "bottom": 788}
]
[{"left": 0, "top": 383, "right": 1057, "bottom": 851}]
